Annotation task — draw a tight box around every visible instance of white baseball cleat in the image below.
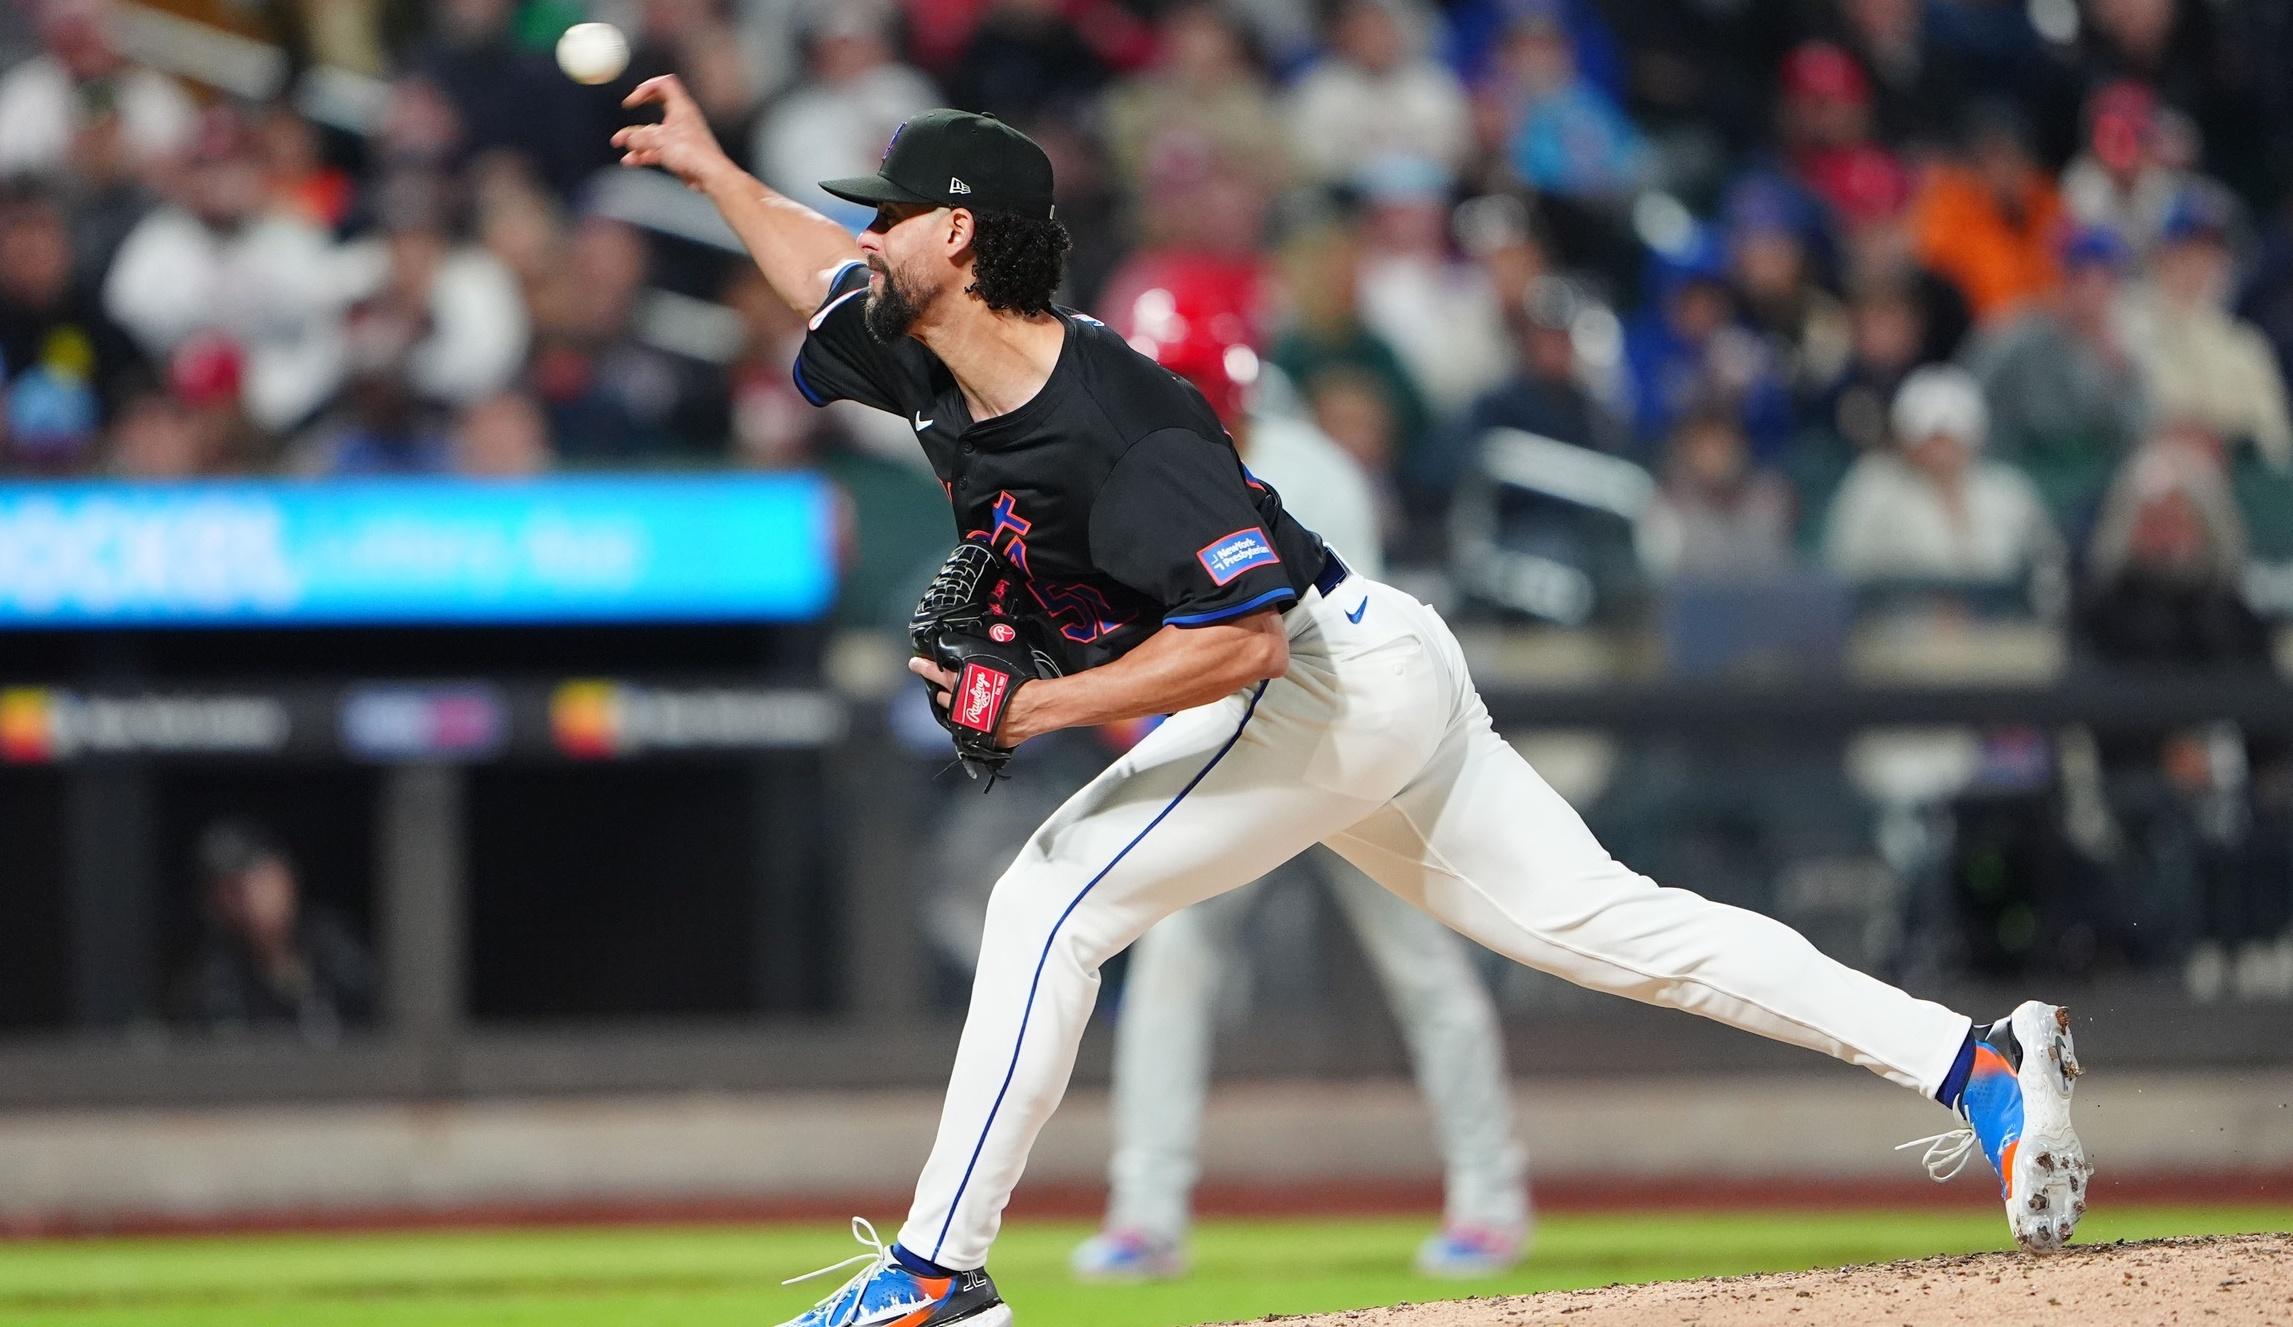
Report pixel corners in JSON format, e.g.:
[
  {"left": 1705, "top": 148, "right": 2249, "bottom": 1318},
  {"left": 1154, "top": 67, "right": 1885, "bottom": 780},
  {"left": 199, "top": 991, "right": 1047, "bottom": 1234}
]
[{"left": 1900, "top": 1001, "right": 2094, "bottom": 1253}]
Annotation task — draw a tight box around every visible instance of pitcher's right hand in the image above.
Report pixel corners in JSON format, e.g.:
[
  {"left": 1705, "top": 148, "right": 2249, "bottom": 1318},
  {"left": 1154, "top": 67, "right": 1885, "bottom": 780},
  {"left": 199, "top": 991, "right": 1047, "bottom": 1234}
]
[{"left": 613, "top": 75, "right": 732, "bottom": 191}]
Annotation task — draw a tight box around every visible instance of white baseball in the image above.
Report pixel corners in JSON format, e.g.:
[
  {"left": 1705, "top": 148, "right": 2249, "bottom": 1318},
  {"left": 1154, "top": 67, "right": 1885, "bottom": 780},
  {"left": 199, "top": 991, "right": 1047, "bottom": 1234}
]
[{"left": 555, "top": 22, "right": 629, "bottom": 85}]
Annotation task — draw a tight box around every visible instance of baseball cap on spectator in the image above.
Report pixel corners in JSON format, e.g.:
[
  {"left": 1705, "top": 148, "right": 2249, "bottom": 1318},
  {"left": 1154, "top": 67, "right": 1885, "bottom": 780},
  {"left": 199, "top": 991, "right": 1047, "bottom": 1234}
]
[
  {"left": 820, "top": 110, "right": 1057, "bottom": 220},
  {"left": 2159, "top": 187, "right": 2233, "bottom": 248},
  {"left": 1725, "top": 175, "right": 1817, "bottom": 245},
  {"left": 169, "top": 334, "right": 244, "bottom": 408},
  {"left": 2086, "top": 81, "right": 2158, "bottom": 174},
  {"left": 197, "top": 818, "right": 283, "bottom": 883},
  {"left": 1120, "top": 283, "right": 1258, "bottom": 428},
  {"left": 1891, "top": 365, "right": 1989, "bottom": 448},
  {"left": 2060, "top": 225, "right": 2131, "bottom": 272},
  {"left": 1815, "top": 147, "right": 1911, "bottom": 226},
  {"left": 40, "top": 0, "right": 122, "bottom": 79},
  {"left": 1782, "top": 41, "right": 1870, "bottom": 106},
  {"left": 1351, "top": 153, "right": 1452, "bottom": 205},
  {"left": 1653, "top": 229, "right": 1729, "bottom": 293}
]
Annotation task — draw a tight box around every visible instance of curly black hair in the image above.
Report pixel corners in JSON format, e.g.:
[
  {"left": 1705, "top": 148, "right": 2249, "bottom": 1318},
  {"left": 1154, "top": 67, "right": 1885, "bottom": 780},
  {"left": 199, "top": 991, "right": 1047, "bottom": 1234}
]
[{"left": 965, "top": 213, "right": 1071, "bottom": 316}]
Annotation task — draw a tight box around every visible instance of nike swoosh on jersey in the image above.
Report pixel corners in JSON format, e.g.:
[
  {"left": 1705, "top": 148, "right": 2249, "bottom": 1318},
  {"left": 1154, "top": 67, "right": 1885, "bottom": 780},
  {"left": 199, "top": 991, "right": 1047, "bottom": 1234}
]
[
  {"left": 808, "top": 286, "right": 865, "bottom": 331},
  {"left": 913, "top": 411, "right": 935, "bottom": 431},
  {"left": 1346, "top": 597, "right": 1369, "bottom": 624}
]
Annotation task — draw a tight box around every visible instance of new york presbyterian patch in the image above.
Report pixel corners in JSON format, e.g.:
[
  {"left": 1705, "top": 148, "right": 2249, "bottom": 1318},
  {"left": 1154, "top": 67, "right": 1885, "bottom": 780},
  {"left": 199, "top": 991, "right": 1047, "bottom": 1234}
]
[{"left": 1197, "top": 527, "right": 1281, "bottom": 586}]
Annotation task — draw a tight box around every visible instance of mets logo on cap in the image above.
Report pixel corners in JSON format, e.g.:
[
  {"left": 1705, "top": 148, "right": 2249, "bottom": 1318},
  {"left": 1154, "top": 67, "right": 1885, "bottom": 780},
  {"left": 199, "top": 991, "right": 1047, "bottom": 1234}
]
[
  {"left": 1197, "top": 527, "right": 1280, "bottom": 586},
  {"left": 881, "top": 121, "right": 906, "bottom": 164}
]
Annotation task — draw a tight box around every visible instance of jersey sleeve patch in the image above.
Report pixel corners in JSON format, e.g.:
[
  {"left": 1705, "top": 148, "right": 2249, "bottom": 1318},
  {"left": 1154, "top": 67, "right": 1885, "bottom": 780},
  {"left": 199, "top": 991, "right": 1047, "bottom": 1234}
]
[{"left": 1197, "top": 527, "right": 1281, "bottom": 586}]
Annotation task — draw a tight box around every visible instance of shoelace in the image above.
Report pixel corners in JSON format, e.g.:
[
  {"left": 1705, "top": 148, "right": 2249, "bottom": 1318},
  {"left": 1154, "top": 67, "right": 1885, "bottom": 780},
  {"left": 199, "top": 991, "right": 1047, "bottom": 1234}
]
[
  {"left": 1896, "top": 1126, "right": 1977, "bottom": 1182},
  {"left": 782, "top": 1217, "right": 896, "bottom": 1325}
]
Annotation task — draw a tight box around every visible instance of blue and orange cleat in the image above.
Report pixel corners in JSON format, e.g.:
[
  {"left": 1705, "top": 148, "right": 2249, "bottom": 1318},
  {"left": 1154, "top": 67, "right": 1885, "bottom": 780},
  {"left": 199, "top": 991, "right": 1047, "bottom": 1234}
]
[
  {"left": 773, "top": 1219, "right": 1011, "bottom": 1327},
  {"left": 1901, "top": 1002, "right": 2094, "bottom": 1253}
]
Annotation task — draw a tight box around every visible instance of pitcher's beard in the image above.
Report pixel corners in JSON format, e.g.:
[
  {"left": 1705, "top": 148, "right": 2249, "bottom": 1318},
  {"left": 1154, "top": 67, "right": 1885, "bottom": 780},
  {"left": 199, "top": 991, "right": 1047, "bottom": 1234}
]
[{"left": 863, "top": 263, "right": 928, "bottom": 342}]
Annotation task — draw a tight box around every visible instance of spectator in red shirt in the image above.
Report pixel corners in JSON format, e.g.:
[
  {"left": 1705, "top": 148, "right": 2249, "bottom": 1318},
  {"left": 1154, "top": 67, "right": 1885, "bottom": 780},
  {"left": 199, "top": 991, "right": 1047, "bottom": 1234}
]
[{"left": 1776, "top": 40, "right": 1908, "bottom": 234}]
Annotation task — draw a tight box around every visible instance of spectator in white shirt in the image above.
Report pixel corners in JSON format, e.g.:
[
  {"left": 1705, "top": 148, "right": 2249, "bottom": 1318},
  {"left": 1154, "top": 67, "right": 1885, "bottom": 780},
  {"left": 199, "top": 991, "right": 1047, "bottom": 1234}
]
[
  {"left": 0, "top": 0, "right": 194, "bottom": 183},
  {"left": 1284, "top": 0, "right": 1471, "bottom": 186},
  {"left": 2058, "top": 81, "right": 2196, "bottom": 259},
  {"left": 1351, "top": 155, "right": 1508, "bottom": 418},
  {"left": 102, "top": 108, "right": 344, "bottom": 434},
  {"left": 1641, "top": 403, "right": 1797, "bottom": 581},
  {"left": 2115, "top": 189, "right": 2293, "bottom": 470},
  {"left": 1100, "top": 1, "right": 1290, "bottom": 198},
  {"left": 331, "top": 171, "right": 529, "bottom": 410},
  {"left": 1823, "top": 364, "right": 2060, "bottom": 584},
  {"left": 752, "top": 2, "right": 939, "bottom": 230}
]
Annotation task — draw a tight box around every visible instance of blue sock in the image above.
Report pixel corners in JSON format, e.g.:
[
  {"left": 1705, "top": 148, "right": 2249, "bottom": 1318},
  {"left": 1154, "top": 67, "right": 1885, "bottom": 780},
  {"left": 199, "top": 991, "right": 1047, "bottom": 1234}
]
[
  {"left": 892, "top": 1243, "right": 957, "bottom": 1279},
  {"left": 1934, "top": 1027, "right": 1978, "bottom": 1111}
]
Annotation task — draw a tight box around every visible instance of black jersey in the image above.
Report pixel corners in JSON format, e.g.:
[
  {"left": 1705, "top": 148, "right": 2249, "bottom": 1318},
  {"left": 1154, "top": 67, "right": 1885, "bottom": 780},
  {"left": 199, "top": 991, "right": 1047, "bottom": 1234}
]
[{"left": 793, "top": 260, "right": 1328, "bottom": 671}]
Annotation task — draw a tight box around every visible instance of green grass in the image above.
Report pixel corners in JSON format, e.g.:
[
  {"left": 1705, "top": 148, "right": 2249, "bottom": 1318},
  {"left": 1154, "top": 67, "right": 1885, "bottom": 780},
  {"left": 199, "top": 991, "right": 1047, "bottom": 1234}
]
[{"left": 1, "top": 1206, "right": 2286, "bottom": 1327}]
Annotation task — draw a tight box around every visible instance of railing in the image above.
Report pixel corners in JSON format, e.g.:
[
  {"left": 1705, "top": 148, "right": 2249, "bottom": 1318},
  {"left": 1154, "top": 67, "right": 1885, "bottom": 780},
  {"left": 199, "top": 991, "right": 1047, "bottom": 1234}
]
[{"left": 2, "top": 656, "right": 2287, "bottom": 1109}]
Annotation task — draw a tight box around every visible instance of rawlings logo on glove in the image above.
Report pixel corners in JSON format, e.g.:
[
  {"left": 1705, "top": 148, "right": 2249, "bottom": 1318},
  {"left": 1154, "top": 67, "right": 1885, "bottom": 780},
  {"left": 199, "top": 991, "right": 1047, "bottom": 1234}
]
[
  {"left": 909, "top": 539, "right": 1061, "bottom": 788},
  {"left": 952, "top": 663, "right": 1011, "bottom": 733}
]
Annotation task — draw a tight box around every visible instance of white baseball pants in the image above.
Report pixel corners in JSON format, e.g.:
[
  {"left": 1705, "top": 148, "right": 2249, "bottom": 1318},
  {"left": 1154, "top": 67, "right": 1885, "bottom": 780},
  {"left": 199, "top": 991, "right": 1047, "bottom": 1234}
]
[
  {"left": 897, "top": 575, "right": 1972, "bottom": 1270},
  {"left": 1104, "top": 856, "right": 1530, "bottom": 1240}
]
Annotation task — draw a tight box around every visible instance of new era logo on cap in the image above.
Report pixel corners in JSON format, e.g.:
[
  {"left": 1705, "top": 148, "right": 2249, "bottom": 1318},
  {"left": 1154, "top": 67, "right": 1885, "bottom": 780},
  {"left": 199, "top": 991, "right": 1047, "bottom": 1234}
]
[{"left": 950, "top": 177, "right": 971, "bottom": 194}]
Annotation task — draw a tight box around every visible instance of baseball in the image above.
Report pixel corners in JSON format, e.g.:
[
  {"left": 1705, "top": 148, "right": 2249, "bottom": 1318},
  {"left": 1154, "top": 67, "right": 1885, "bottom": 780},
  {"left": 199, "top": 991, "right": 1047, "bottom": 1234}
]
[{"left": 555, "top": 22, "right": 629, "bottom": 85}]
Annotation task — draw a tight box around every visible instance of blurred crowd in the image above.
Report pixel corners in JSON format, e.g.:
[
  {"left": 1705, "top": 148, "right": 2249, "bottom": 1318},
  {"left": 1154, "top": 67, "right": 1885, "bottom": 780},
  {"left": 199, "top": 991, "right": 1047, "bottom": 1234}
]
[
  {"left": 0, "top": 0, "right": 2282, "bottom": 578},
  {"left": 0, "top": 0, "right": 2289, "bottom": 670},
  {"left": 10, "top": 0, "right": 2293, "bottom": 1034},
  {"left": 2, "top": 0, "right": 2289, "bottom": 618}
]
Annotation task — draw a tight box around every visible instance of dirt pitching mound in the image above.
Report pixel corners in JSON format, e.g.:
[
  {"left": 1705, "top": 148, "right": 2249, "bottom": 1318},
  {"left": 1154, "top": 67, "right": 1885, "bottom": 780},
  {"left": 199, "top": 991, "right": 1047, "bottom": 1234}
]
[{"left": 1230, "top": 1233, "right": 2292, "bottom": 1327}]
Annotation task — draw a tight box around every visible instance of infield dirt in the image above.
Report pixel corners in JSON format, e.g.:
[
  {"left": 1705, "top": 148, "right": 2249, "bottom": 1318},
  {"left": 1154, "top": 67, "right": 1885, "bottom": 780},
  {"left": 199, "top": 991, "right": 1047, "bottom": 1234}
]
[{"left": 1230, "top": 1232, "right": 2291, "bottom": 1327}]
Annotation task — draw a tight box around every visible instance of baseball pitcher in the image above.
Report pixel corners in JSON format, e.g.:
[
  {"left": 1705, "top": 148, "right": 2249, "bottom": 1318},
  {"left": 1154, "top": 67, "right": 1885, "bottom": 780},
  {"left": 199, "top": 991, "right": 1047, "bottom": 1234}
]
[{"left": 612, "top": 83, "right": 2091, "bottom": 1327}]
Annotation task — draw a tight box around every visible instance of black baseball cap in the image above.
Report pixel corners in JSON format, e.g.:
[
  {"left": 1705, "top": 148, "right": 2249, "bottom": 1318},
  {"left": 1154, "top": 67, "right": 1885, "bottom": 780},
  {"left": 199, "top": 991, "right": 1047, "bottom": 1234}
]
[{"left": 820, "top": 109, "right": 1056, "bottom": 221}]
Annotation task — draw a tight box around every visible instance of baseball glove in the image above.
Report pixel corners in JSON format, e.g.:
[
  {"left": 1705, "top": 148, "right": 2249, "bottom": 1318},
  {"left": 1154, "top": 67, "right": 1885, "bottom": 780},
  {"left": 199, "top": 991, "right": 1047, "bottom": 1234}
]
[{"left": 909, "top": 538, "right": 1062, "bottom": 787}]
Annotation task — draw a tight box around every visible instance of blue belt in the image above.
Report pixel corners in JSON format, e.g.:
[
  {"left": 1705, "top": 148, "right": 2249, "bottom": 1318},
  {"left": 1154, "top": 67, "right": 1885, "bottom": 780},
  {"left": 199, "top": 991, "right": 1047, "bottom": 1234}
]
[{"left": 1313, "top": 548, "right": 1349, "bottom": 598}]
